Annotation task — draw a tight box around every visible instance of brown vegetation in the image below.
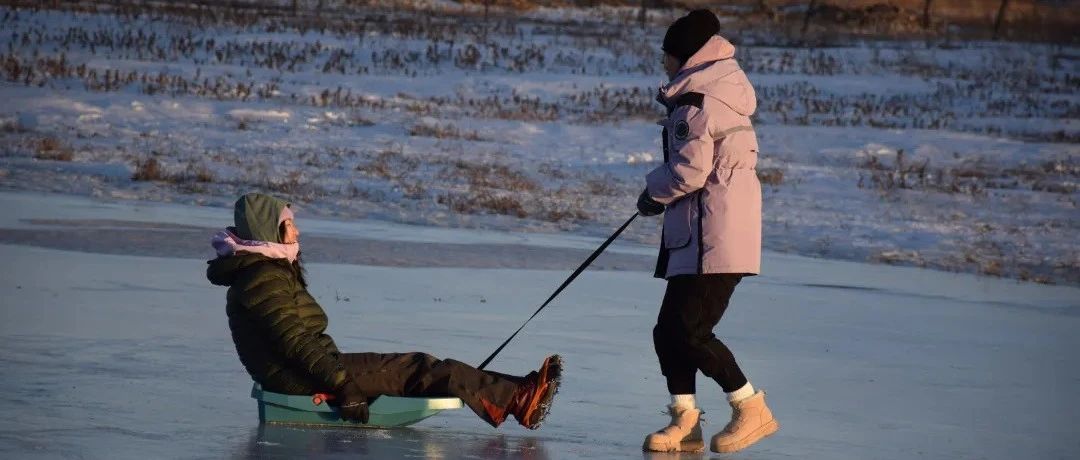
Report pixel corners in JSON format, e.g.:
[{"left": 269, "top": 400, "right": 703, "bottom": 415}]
[
  {"left": 758, "top": 167, "right": 785, "bottom": 187},
  {"left": 2, "top": 6, "right": 1069, "bottom": 144},
  {"left": 467, "top": 0, "right": 1078, "bottom": 42},
  {"left": 33, "top": 137, "right": 74, "bottom": 161},
  {"left": 356, "top": 147, "right": 420, "bottom": 181},
  {"left": 131, "top": 157, "right": 215, "bottom": 183},
  {"left": 408, "top": 122, "right": 488, "bottom": 142},
  {"left": 131, "top": 157, "right": 164, "bottom": 181},
  {"left": 438, "top": 191, "right": 528, "bottom": 218},
  {"left": 436, "top": 160, "right": 539, "bottom": 193},
  {"left": 856, "top": 149, "right": 1077, "bottom": 196}
]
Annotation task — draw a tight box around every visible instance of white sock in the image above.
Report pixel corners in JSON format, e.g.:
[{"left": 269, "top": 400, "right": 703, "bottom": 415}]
[
  {"left": 671, "top": 394, "right": 696, "bottom": 410},
  {"left": 726, "top": 382, "right": 755, "bottom": 403}
]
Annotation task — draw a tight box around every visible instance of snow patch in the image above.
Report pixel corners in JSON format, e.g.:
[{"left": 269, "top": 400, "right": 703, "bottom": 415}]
[
  {"left": 625, "top": 152, "right": 655, "bottom": 164},
  {"left": 226, "top": 109, "right": 291, "bottom": 123}
]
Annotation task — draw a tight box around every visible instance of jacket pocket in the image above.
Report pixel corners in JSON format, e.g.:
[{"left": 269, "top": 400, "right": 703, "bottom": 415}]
[{"left": 662, "top": 193, "right": 696, "bottom": 249}]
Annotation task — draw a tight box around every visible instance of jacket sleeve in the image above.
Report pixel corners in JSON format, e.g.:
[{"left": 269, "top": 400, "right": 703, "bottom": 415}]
[
  {"left": 239, "top": 266, "right": 349, "bottom": 392},
  {"left": 646, "top": 104, "right": 714, "bottom": 205}
]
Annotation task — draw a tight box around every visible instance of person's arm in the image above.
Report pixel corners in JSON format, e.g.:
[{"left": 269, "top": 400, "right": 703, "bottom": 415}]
[
  {"left": 646, "top": 103, "right": 714, "bottom": 205},
  {"left": 238, "top": 265, "right": 349, "bottom": 392},
  {"left": 239, "top": 265, "right": 370, "bottom": 422}
]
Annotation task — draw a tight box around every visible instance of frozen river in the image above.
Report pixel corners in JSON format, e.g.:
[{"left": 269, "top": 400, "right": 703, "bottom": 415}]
[{"left": 0, "top": 192, "right": 1077, "bottom": 459}]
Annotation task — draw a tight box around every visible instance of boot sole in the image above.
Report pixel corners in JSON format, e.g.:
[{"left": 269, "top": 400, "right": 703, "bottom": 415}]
[
  {"left": 643, "top": 439, "right": 705, "bottom": 453},
  {"left": 711, "top": 419, "right": 779, "bottom": 453}
]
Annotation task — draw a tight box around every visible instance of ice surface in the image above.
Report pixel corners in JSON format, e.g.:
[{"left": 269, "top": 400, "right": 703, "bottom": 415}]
[{"left": 0, "top": 193, "right": 1077, "bottom": 459}]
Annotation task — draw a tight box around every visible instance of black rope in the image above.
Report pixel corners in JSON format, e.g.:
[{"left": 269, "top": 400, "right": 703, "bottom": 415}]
[{"left": 477, "top": 212, "right": 639, "bottom": 370}]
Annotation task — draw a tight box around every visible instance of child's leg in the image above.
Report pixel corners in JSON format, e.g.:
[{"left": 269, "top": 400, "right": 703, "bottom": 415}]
[{"left": 340, "top": 352, "right": 520, "bottom": 427}]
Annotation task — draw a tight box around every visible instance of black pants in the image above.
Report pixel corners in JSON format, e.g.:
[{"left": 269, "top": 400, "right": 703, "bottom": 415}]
[
  {"left": 653, "top": 274, "right": 748, "bottom": 394},
  {"left": 341, "top": 352, "right": 522, "bottom": 427}
]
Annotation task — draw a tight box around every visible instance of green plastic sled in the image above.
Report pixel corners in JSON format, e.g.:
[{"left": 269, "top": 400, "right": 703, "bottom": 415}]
[{"left": 251, "top": 383, "right": 463, "bottom": 428}]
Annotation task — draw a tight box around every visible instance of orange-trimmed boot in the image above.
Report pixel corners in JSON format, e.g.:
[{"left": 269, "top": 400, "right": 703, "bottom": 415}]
[
  {"left": 509, "top": 355, "right": 563, "bottom": 429},
  {"left": 710, "top": 390, "right": 779, "bottom": 453},
  {"left": 643, "top": 405, "right": 704, "bottom": 452}
]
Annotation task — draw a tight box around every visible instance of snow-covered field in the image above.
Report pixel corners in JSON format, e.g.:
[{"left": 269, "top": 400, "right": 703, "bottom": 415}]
[
  {"left": 0, "top": 3, "right": 1075, "bottom": 284},
  {"left": 0, "top": 191, "right": 1078, "bottom": 459}
]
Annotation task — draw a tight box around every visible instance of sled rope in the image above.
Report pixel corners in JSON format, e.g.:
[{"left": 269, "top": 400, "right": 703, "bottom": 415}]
[{"left": 478, "top": 212, "right": 639, "bottom": 370}]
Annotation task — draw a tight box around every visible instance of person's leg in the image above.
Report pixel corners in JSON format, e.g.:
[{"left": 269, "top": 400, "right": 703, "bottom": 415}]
[
  {"left": 340, "top": 352, "right": 563, "bottom": 429},
  {"left": 340, "top": 352, "right": 520, "bottom": 426},
  {"left": 682, "top": 274, "right": 777, "bottom": 453},
  {"left": 484, "top": 370, "right": 530, "bottom": 386},
  {"left": 679, "top": 274, "right": 748, "bottom": 394},
  {"left": 646, "top": 275, "right": 705, "bottom": 453},
  {"left": 411, "top": 356, "right": 562, "bottom": 429},
  {"left": 653, "top": 275, "right": 699, "bottom": 398}
]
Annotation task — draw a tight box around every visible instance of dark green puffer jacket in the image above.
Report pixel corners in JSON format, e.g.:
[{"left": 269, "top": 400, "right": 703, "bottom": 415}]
[{"left": 206, "top": 193, "right": 349, "bottom": 395}]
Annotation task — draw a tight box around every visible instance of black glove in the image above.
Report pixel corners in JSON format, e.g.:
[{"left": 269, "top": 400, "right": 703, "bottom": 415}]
[
  {"left": 637, "top": 189, "right": 664, "bottom": 216},
  {"left": 335, "top": 381, "right": 370, "bottom": 424}
]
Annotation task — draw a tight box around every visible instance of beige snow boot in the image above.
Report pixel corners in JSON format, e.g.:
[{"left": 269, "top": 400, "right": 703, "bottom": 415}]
[
  {"left": 643, "top": 405, "right": 704, "bottom": 453},
  {"left": 710, "top": 390, "right": 779, "bottom": 453}
]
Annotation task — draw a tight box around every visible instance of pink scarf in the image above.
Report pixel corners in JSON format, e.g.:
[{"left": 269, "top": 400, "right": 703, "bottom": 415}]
[{"left": 212, "top": 229, "right": 299, "bottom": 262}]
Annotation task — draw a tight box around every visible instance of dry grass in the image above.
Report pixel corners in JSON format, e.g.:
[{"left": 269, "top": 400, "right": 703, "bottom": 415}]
[
  {"left": 408, "top": 122, "right": 488, "bottom": 142},
  {"left": 131, "top": 157, "right": 164, "bottom": 181},
  {"left": 435, "top": 160, "right": 535, "bottom": 218},
  {"left": 356, "top": 147, "right": 419, "bottom": 181},
  {"left": 450, "top": 0, "right": 1076, "bottom": 41},
  {"left": 436, "top": 160, "right": 539, "bottom": 193},
  {"left": 856, "top": 149, "right": 1077, "bottom": 197},
  {"left": 33, "top": 137, "right": 74, "bottom": 161},
  {"left": 131, "top": 157, "right": 215, "bottom": 183},
  {"left": 584, "top": 176, "right": 621, "bottom": 196},
  {"left": 185, "top": 160, "right": 215, "bottom": 183},
  {"left": 264, "top": 170, "right": 309, "bottom": 195},
  {"left": 757, "top": 167, "right": 784, "bottom": 187},
  {"left": 536, "top": 193, "right": 591, "bottom": 222},
  {"left": 438, "top": 190, "right": 528, "bottom": 218},
  {"left": 2, "top": 4, "right": 1069, "bottom": 142},
  {"left": 429, "top": 158, "right": 591, "bottom": 222},
  {"left": 1, "top": 117, "right": 28, "bottom": 133}
]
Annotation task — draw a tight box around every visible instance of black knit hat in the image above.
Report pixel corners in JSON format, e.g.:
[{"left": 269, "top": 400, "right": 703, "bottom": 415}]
[{"left": 662, "top": 9, "right": 721, "bottom": 64}]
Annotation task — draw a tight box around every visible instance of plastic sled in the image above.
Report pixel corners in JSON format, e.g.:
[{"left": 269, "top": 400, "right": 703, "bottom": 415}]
[{"left": 251, "top": 383, "right": 463, "bottom": 428}]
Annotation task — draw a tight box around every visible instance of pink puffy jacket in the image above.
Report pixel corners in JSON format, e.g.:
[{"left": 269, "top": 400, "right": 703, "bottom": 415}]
[{"left": 646, "top": 35, "right": 762, "bottom": 279}]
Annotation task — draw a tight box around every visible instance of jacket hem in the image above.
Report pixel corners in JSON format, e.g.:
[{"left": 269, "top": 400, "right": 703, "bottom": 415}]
[{"left": 662, "top": 265, "right": 760, "bottom": 278}]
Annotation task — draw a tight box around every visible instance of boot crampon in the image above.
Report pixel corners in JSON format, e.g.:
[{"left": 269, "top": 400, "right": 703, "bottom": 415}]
[{"left": 509, "top": 355, "right": 563, "bottom": 429}]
